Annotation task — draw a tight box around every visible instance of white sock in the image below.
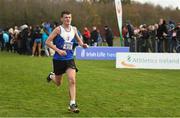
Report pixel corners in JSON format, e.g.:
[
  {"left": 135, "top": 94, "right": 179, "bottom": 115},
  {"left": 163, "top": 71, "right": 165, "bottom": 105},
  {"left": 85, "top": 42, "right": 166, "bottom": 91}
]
[
  {"left": 50, "top": 73, "right": 55, "bottom": 79},
  {"left": 70, "top": 100, "right": 76, "bottom": 106}
]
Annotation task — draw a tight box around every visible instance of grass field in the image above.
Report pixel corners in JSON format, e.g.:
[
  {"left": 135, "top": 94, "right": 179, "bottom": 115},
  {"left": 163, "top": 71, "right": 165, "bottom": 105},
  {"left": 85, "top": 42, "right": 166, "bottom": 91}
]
[{"left": 0, "top": 52, "right": 180, "bottom": 117}]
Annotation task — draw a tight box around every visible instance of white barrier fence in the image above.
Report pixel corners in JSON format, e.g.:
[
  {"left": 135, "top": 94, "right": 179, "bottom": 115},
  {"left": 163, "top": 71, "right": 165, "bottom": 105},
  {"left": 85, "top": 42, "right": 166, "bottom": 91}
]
[{"left": 116, "top": 53, "right": 180, "bottom": 69}]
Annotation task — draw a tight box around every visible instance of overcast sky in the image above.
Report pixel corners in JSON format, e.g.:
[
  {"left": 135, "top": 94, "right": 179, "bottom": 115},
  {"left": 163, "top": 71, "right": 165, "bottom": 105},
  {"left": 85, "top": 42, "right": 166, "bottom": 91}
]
[{"left": 132, "top": 0, "right": 180, "bottom": 9}]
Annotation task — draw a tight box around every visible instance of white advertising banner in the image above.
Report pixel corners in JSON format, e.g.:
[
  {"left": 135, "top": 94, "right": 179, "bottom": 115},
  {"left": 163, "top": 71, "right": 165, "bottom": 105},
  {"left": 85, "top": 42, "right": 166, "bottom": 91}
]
[{"left": 116, "top": 53, "right": 180, "bottom": 69}]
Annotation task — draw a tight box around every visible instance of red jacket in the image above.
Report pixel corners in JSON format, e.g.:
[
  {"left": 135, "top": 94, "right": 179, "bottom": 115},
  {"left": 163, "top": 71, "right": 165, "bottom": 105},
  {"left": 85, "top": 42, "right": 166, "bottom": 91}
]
[{"left": 83, "top": 30, "right": 91, "bottom": 39}]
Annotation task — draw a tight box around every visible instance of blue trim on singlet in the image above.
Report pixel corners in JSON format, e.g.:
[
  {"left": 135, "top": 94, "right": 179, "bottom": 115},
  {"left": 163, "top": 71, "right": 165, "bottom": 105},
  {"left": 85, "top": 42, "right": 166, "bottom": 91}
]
[{"left": 53, "top": 34, "right": 76, "bottom": 60}]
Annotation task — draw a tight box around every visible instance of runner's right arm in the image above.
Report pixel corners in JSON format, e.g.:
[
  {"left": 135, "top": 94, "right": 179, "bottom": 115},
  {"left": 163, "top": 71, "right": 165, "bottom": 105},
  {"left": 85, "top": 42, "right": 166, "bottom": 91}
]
[{"left": 46, "top": 27, "right": 67, "bottom": 56}]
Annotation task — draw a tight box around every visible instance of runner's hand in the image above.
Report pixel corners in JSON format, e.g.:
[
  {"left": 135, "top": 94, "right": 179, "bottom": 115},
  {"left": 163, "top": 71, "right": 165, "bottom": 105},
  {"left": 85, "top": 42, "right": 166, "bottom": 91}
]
[
  {"left": 82, "top": 44, "right": 89, "bottom": 48},
  {"left": 57, "top": 50, "right": 67, "bottom": 56}
]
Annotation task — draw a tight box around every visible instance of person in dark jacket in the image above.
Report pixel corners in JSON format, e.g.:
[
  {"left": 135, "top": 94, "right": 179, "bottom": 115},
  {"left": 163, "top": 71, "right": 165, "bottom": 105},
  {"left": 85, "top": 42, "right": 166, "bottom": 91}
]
[
  {"left": 126, "top": 22, "right": 134, "bottom": 51},
  {"left": 90, "top": 26, "right": 99, "bottom": 46},
  {"left": 32, "top": 25, "right": 42, "bottom": 56},
  {"left": 104, "top": 26, "right": 114, "bottom": 46},
  {"left": 157, "top": 19, "right": 167, "bottom": 52},
  {"left": 19, "top": 25, "right": 29, "bottom": 54}
]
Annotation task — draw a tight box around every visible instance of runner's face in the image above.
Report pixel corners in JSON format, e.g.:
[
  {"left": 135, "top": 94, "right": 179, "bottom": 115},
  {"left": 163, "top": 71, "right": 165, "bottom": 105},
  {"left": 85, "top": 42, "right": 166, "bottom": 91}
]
[{"left": 61, "top": 14, "right": 72, "bottom": 26}]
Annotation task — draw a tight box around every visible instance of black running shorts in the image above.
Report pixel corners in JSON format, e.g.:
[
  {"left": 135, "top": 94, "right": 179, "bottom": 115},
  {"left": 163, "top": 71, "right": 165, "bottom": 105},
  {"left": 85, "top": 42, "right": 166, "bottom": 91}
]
[{"left": 53, "top": 59, "right": 78, "bottom": 75}]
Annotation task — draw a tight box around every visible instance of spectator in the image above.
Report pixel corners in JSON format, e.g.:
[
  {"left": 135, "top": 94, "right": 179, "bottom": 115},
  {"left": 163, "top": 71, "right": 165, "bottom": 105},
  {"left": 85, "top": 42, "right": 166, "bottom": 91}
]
[
  {"left": 167, "top": 22, "right": 176, "bottom": 53},
  {"left": 157, "top": 18, "right": 167, "bottom": 52},
  {"left": 42, "top": 27, "right": 51, "bottom": 56},
  {"left": 13, "top": 26, "right": 20, "bottom": 53},
  {"left": 19, "top": 25, "right": 29, "bottom": 54},
  {"left": 3, "top": 29, "right": 10, "bottom": 51},
  {"left": 148, "top": 25, "right": 156, "bottom": 52},
  {"left": 126, "top": 21, "right": 134, "bottom": 51},
  {"left": 32, "top": 25, "right": 42, "bottom": 57},
  {"left": 26, "top": 26, "right": 33, "bottom": 55},
  {"left": 90, "top": 26, "right": 98, "bottom": 46},
  {"left": 104, "top": 25, "right": 114, "bottom": 46},
  {"left": 97, "top": 30, "right": 103, "bottom": 46},
  {"left": 140, "top": 24, "right": 149, "bottom": 52},
  {"left": 82, "top": 27, "right": 91, "bottom": 45},
  {"left": 122, "top": 25, "right": 129, "bottom": 46},
  {"left": 8, "top": 28, "right": 14, "bottom": 52},
  {"left": 44, "top": 21, "right": 52, "bottom": 34}
]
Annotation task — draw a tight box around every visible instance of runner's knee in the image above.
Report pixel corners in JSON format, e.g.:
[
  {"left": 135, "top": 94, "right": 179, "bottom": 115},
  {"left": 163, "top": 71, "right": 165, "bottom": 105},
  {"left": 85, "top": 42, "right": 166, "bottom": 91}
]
[{"left": 69, "top": 77, "right": 76, "bottom": 85}]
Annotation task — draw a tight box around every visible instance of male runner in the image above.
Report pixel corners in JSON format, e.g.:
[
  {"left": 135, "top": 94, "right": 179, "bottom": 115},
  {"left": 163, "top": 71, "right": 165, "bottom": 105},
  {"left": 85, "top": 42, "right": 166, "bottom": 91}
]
[{"left": 46, "top": 10, "right": 88, "bottom": 113}]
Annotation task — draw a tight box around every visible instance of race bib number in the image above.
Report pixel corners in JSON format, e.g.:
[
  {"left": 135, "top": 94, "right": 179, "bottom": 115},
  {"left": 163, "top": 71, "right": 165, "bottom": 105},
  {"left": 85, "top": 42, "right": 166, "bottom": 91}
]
[{"left": 63, "top": 42, "right": 73, "bottom": 50}]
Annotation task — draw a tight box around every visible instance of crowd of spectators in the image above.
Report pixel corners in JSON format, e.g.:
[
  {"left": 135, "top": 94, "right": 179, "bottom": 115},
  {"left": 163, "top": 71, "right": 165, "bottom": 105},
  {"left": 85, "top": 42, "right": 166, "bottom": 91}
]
[
  {"left": 0, "top": 18, "right": 179, "bottom": 57},
  {"left": 0, "top": 22, "right": 57, "bottom": 56},
  {"left": 0, "top": 22, "right": 114, "bottom": 56},
  {"left": 122, "top": 19, "right": 180, "bottom": 53}
]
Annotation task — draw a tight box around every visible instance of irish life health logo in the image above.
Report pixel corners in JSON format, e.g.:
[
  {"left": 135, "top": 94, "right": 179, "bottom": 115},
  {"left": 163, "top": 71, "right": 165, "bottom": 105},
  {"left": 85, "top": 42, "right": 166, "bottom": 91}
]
[{"left": 120, "top": 55, "right": 136, "bottom": 68}]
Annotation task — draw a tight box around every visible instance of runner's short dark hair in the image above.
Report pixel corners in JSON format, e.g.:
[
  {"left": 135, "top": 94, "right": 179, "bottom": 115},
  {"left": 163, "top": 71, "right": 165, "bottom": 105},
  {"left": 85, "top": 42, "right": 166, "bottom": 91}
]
[{"left": 61, "top": 10, "right": 71, "bottom": 17}]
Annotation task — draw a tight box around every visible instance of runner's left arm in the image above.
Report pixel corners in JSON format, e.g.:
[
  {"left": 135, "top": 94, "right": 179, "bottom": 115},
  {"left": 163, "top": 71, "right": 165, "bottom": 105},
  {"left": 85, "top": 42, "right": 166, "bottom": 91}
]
[{"left": 74, "top": 27, "right": 88, "bottom": 48}]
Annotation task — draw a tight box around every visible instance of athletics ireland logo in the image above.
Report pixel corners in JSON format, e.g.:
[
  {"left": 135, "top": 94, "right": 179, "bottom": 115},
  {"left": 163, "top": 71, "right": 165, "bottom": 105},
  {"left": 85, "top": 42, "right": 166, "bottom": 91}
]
[{"left": 120, "top": 55, "right": 136, "bottom": 68}]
